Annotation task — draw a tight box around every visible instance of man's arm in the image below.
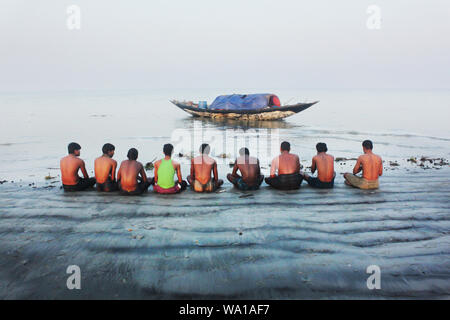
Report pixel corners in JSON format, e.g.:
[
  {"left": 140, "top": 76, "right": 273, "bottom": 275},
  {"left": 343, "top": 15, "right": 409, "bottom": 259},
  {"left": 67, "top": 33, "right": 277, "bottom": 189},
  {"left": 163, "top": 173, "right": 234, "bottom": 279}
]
[
  {"left": 139, "top": 164, "right": 148, "bottom": 183},
  {"left": 213, "top": 161, "right": 218, "bottom": 182},
  {"left": 175, "top": 162, "right": 183, "bottom": 183},
  {"left": 153, "top": 161, "right": 159, "bottom": 183},
  {"left": 117, "top": 165, "right": 122, "bottom": 182},
  {"left": 231, "top": 160, "right": 239, "bottom": 177},
  {"left": 111, "top": 161, "right": 117, "bottom": 181},
  {"left": 378, "top": 157, "right": 383, "bottom": 176},
  {"left": 190, "top": 158, "right": 195, "bottom": 179},
  {"left": 80, "top": 160, "right": 89, "bottom": 178},
  {"left": 310, "top": 157, "right": 317, "bottom": 174},
  {"left": 353, "top": 157, "right": 363, "bottom": 175},
  {"left": 270, "top": 157, "right": 277, "bottom": 177}
]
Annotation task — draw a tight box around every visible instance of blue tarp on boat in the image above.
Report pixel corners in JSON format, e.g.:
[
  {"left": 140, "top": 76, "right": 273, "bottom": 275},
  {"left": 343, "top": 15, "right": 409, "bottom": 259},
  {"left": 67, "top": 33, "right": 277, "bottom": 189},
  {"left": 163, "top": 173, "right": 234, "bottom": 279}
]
[{"left": 208, "top": 94, "right": 275, "bottom": 111}]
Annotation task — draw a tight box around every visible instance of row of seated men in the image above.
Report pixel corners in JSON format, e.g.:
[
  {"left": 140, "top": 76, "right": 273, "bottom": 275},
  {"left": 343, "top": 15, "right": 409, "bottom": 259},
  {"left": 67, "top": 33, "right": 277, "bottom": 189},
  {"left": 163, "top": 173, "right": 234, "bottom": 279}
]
[{"left": 60, "top": 140, "right": 382, "bottom": 195}]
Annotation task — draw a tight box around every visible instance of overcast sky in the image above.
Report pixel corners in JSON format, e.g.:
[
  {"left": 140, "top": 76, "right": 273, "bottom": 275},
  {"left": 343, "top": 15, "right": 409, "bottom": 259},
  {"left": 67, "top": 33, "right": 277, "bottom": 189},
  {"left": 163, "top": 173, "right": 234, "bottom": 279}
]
[{"left": 1, "top": 0, "right": 449, "bottom": 91}]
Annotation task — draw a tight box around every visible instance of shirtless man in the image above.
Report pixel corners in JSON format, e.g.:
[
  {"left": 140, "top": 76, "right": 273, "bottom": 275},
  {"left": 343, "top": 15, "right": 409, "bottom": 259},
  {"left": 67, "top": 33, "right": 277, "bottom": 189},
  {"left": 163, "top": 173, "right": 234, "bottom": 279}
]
[
  {"left": 227, "top": 147, "right": 264, "bottom": 190},
  {"left": 265, "top": 141, "right": 303, "bottom": 190},
  {"left": 94, "top": 143, "right": 118, "bottom": 192},
  {"left": 153, "top": 143, "right": 187, "bottom": 194},
  {"left": 303, "top": 142, "right": 335, "bottom": 189},
  {"left": 60, "top": 142, "right": 96, "bottom": 191},
  {"left": 187, "top": 144, "right": 223, "bottom": 192},
  {"left": 344, "top": 140, "right": 383, "bottom": 189},
  {"left": 117, "top": 148, "right": 153, "bottom": 195}
]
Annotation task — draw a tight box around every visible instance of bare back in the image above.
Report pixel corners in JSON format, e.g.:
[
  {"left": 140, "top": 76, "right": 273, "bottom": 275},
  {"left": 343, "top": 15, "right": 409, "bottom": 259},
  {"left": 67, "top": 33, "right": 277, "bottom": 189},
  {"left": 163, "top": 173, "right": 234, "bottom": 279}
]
[
  {"left": 270, "top": 152, "right": 300, "bottom": 177},
  {"left": 354, "top": 153, "right": 383, "bottom": 181},
  {"left": 191, "top": 155, "right": 217, "bottom": 185},
  {"left": 312, "top": 153, "right": 335, "bottom": 182},
  {"left": 60, "top": 155, "right": 87, "bottom": 185},
  {"left": 235, "top": 156, "right": 260, "bottom": 185},
  {"left": 94, "top": 156, "right": 117, "bottom": 184},
  {"left": 117, "top": 160, "right": 146, "bottom": 192}
]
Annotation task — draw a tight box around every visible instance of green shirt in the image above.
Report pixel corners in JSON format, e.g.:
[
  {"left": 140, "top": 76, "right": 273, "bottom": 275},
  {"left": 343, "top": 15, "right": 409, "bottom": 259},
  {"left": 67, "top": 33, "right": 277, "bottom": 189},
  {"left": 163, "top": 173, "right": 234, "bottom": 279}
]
[{"left": 157, "top": 159, "right": 175, "bottom": 189}]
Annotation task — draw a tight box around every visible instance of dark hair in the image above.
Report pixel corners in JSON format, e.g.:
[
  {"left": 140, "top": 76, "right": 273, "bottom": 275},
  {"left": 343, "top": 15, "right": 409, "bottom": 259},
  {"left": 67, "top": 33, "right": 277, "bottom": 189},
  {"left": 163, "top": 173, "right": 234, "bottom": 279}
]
[
  {"left": 280, "top": 141, "right": 290, "bottom": 151},
  {"left": 163, "top": 143, "right": 174, "bottom": 156},
  {"left": 362, "top": 140, "right": 373, "bottom": 150},
  {"left": 127, "top": 148, "right": 138, "bottom": 160},
  {"left": 239, "top": 147, "right": 250, "bottom": 156},
  {"left": 316, "top": 142, "right": 328, "bottom": 153},
  {"left": 102, "top": 143, "right": 115, "bottom": 154},
  {"left": 68, "top": 142, "right": 81, "bottom": 154},
  {"left": 200, "top": 143, "right": 210, "bottom": 154}
]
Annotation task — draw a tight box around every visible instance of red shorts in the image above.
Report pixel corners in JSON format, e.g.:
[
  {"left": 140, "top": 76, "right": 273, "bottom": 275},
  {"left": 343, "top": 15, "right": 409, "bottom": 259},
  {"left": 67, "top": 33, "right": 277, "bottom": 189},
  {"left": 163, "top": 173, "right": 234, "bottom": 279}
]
[{"left": 153, "top": 183, "right": 181, "bottom": 194}]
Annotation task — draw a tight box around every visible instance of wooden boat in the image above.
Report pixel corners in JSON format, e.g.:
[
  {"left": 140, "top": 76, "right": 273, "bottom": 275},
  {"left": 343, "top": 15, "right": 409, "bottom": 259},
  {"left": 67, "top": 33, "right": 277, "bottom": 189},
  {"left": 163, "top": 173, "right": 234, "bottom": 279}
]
[{"left": 170, "top": 100, "right": 318, "bottom": 121}]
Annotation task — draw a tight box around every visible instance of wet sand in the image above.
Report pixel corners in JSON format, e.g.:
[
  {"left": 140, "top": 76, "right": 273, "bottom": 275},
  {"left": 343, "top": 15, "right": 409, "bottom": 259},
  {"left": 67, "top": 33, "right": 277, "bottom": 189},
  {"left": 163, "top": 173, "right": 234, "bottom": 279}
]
[{"left": 1, "top": 167, "right": 449, "bottom": 299}]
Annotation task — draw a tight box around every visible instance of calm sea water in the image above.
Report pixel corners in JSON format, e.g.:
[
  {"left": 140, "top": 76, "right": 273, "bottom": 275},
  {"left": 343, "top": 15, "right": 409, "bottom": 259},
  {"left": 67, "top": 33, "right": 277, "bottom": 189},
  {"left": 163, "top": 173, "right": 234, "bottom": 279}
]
[{"left": 0, "top": 89, "right": 449, "bottom": 299}]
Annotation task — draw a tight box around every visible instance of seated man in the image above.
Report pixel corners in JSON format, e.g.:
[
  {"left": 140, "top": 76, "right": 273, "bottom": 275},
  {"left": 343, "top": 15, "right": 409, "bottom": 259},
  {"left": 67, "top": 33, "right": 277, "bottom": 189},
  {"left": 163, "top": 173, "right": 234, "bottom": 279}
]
[
  {"left": 117, "top": 148, "right": 153, "bottom": 195},
  {"left": 302, "top": 142, "right": 335, "bottom": 189},
  {"left": 94, "top": 143, "right": 118, "bottom": 192},
  {"left": 265, "top": 141, "right": 303, "bottom": 190},
  {"left": 60, "top": 142, "right": 96, "bottom": 191},
  {"left": 153, "top": 143, "right": 187, "bottom": 194},
  {"left": 187, "top": 143, "right": 224, "bottom": 192},
  {"left": 227, "top": 147, "right": 264, "bottom": 191},
  {"left": 344, "top": 140, "right": 383, "bottom": 190}
]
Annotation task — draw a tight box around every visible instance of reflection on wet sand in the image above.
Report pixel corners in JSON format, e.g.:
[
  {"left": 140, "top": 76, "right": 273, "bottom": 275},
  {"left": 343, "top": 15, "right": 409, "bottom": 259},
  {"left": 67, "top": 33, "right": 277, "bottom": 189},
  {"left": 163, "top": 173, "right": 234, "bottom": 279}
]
[{"left": 179, "top": 117, "right": 296, "bottom": 130}]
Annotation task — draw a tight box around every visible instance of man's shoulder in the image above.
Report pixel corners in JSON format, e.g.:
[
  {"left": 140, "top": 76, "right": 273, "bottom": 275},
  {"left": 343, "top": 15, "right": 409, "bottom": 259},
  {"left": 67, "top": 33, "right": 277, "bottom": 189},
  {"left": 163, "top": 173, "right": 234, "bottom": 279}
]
[
  {"left": 172, "top": 159, "right": 180, "bottom": 167},
  {"left": 250, "top": 156, "right": 259, "bottom": 163},
  {"left": 206, "top": 155, "right": 216, "bottom": 163}
]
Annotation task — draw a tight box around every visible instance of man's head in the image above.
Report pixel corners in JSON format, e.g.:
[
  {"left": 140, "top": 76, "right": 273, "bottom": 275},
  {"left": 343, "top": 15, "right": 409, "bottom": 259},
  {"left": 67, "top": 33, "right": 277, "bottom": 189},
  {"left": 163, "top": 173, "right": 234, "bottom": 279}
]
[
  {"left": 200, "top": 143, "right": 210, "bottom": 155},
  {"left": 280, "top": 141, "right": 290, "bottom": 153},
  {"left": 68, "top": 142, "right": 81, "bottom": 156},
  {"left": 163, "top": 143, "right": 174, "bottom": 156},
  {"left": 127, "top": 148, "right": 138, "bottom": 161},
  {"left": 316, "top": 142, "right": 328, "bottom": 153},
  {"left": 239, "top": 147, "right": 250, "bottom": 156},
  {"left": 102, "top": 143, "right": 115, "bottom": 157},
  {"left": 362, "top": 140, "right": 373, "bottom": 152}
]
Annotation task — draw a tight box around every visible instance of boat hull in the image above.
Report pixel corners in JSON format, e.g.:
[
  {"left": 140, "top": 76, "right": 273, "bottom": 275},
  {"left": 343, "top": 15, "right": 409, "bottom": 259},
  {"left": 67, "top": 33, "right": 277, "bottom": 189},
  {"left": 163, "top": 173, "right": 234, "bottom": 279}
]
[{"left": 171, "top": 101, "right": 318, "bottom": 121}]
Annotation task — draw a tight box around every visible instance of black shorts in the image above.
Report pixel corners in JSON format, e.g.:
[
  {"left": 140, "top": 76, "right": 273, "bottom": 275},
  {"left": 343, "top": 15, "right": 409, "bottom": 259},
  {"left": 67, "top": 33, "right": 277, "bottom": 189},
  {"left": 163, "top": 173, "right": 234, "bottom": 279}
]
[
  {"left": 305, "top": 176, "right": 334, "bottom": 189},
  {"left": 63, "top": 178, "right": 96, "bottom": 191},
  {"left": 96, "top": 179, "right": 118, "bottom": 192},
  {"left": 228, "top": 174, "right": 264, "bottom": 191},
  {"left": 265, "top": 173, "right": 303, "bottom": 190},
  {"left": 119, "top": 181, "right": 151, "bottom": 195}
]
